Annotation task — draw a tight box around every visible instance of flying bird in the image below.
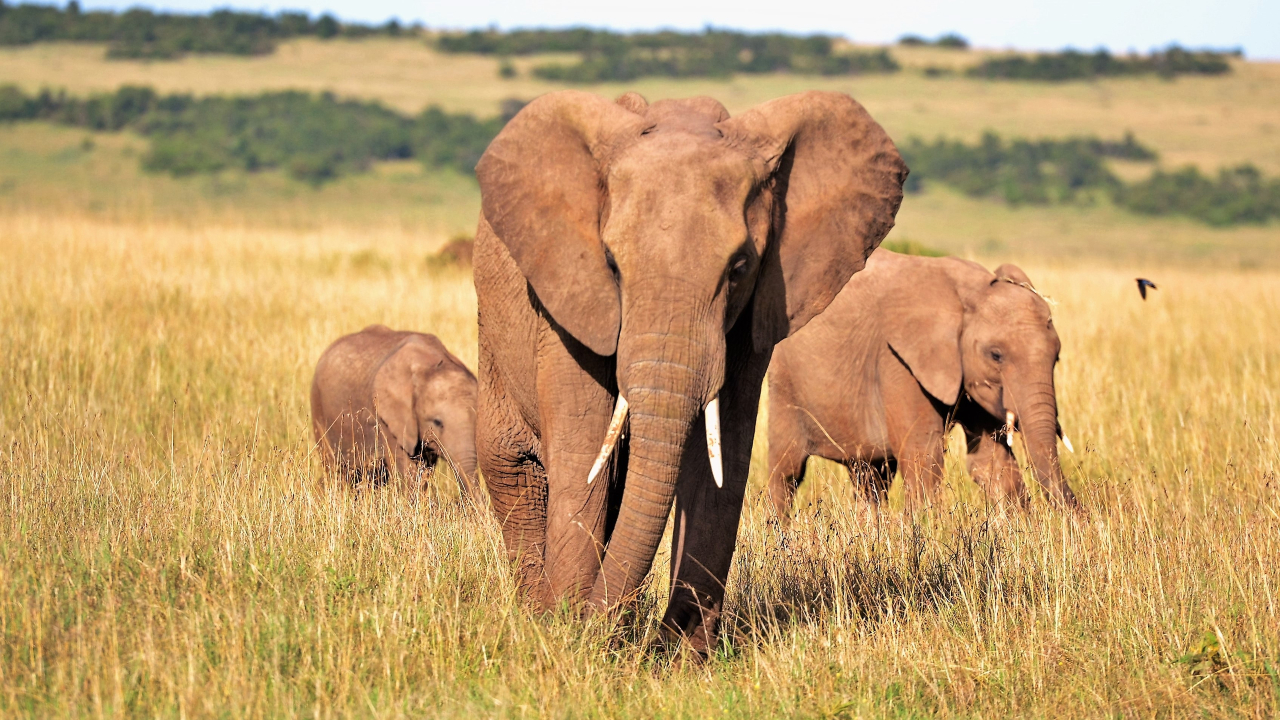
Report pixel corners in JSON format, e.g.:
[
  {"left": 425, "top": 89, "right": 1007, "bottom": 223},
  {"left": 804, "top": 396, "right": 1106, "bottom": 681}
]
[{"left": 1136, "top": 278, "right": 1158, "bottom": 300}]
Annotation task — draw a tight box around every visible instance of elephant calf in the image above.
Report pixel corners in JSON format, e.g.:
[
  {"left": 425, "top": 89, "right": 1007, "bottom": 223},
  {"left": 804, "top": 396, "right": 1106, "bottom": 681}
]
[
  {"left": 311, "top": 325, "right": 479, "bottom": 498},
  {"left": 767, "top": 249, "right": 1079, "bottom": 518}
]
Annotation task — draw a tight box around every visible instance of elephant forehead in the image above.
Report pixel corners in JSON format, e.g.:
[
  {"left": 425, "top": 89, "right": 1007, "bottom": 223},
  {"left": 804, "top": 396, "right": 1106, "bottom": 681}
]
[
  {"left": 608, "top": 136, "right": 757, "bottom": 203},
  {"left": 982, "top": 285, "right": 1054, "bottom": 325},
  {"left": 421, "top": 368, "right": 477, "bottom": 398}
]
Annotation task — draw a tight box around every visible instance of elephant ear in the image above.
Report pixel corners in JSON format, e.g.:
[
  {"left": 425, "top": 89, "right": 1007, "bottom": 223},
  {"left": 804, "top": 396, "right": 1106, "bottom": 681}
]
[
  {"left": 719, "top": 91, "right": 909, "bottom": 353},
  {"left": 373, "top": 343, "right": 427, "bottom": 457},
  {"left": 993, "top": 263, "right": 1033, "bottom": 286},
  {"left": 475, "top": 91, "right": 644, "bottom": 357},
  {"left": 878, "top": 258, "right": 964, "bottom": 406}
]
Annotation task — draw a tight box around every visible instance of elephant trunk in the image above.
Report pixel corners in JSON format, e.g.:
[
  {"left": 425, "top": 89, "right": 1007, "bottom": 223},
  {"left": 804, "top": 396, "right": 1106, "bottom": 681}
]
[
  {"left": 453, "top": 448, "right": 480, "bottom": 499},
  {"left": 439, "top": 421, "right": 480, "bottom": 500},
  {"left": 589, "top": 308, "right": 722, "bottom": 610},
  {"left": 1009, "top": 377, "right": 1078, "bottom": 508}
]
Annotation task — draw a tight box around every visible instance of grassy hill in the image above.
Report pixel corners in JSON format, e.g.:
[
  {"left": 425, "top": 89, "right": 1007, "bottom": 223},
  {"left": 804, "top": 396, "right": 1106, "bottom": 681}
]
[
  {"left": 3, "top": 38, "right": 1279, "bottom": 172},
  {"left": 2, "top": 38, "right": 1279, "bottom": 267}
]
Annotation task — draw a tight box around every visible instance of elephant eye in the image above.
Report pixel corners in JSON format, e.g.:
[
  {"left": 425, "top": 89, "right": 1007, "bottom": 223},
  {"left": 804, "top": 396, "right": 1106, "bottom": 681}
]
[
  {"left": 989, "top": 349, "right": 1003, "bottom": 363},
  {"left": 604, "top": 247, "right": 619, "bottom": 280},
  {"left": 728, "top": 254, "right": 750, "bottom": 282},
  {"left": 432, "top": 418, "right": 444, "bottom": 429}
]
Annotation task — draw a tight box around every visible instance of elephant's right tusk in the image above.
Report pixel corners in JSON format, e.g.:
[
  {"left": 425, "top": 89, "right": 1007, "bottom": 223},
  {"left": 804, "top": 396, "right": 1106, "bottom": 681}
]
[
  {"left": 706, "top": 396, "right": 724, "bottom": 488},
  {"left": 1058, "top": 425, "right": 1075, "bottom": 453},
  {"left": 1005, "top": 411, "right": 1017, "bottom": 448},
  {"left": 587, "top": 395, "right": 629, "bottom": 484}
]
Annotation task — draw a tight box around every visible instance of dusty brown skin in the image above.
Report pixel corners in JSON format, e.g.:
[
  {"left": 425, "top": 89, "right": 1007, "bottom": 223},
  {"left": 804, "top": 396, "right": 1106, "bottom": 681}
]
[
  {"left": 311, "top": 325, "right": 480, "bottom": 498},
  {"left": 767, "top": 250, "right": 1080, "bottom": 519},
  {"left": 472, "top": 89, "right": 907, "bottom": 652}
]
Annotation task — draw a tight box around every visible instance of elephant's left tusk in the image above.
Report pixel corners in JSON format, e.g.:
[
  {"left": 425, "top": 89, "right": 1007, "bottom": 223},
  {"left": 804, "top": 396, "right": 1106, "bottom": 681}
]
[
  {"left": 587, "top": 395, "right": 629, "bottom": 484},
  {"left": 1005, "top": 411, "right": 1017, "bottom": 448},
  {"left": 1057, "top": 425, "right": 1075, "bottom": 453},
  {"left": 706, "top": 396, "right": 724, "bottom": 488}
]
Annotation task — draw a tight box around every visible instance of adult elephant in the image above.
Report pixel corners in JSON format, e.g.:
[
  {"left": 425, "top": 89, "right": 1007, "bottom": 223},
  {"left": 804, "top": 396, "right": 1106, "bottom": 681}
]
[
  {"left": 472, "top": 89, "right": 907, "bottom": 652},
  {"left": 767, "top": 250, "right": 1080, "bottom": 519}
]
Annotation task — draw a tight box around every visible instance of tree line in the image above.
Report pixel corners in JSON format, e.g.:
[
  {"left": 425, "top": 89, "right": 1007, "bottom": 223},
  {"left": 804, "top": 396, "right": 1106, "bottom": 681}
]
[
  {"left": 897, "top": 33, "right": 969, "bottom": 49},
  {"left": 0, "top": 84, "right": 515, "bottom": 184},
  {"left": 440, "top": 27, "right": 900, "bottom": 80},
  {"left": 966, "top": 45, "right": 1238, "bottom": 81},
  {"left": 0, "top": 4, "right": 1243, "bottom": 84},
  {"left": 902, "top": 131, "right": 1279, "bottom": 226},
  {"left": 1, "top": 83, "right": 1273, "bottom": 225},
  {"left": 0, "top": 1, "right": 405, "bottom": 59}
]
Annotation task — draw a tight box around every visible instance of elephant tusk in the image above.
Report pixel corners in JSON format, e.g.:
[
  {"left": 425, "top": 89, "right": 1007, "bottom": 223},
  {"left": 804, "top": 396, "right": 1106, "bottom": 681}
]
[
  {"left": 706, "top": 396, "right": 724, "bottom": 488},
  {"left": 1005, "top": 411, "right": 1017, "bottom": 448},
  {"left": 587, "top": 395, "right": 628, "bottom": 484},
  {"left": 1058, "top": 425, "right": 1075, "bottom": 453}
]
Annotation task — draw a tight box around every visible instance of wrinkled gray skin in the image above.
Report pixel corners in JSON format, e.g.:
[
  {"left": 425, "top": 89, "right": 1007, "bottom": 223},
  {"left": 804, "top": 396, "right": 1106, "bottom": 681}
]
[
  {"left": 311, "top": 325, "right": 480, "bottom": 498},
  {"left": 767, "top": 250, "right": 1079, "bottom": 519},
  {"left": 472, "top": 89, "right": 907, "bottom": 653}
]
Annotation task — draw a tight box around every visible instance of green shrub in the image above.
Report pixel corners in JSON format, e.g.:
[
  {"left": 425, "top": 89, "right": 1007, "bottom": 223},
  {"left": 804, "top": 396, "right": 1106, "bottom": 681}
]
[
  {"left": 1114, "top": 165, "right": 1280, "bottom": 226},
  {"left": 900, "top": 132, "right": 1144, "bottom": 205},
  {"left": 0, "top": 84, "right": 513, "bottom": 185},
  {"left": 901, "top": 129, "right": 1277, "bottom": 226},
  {"left": 881, "top": 239, "right": 946, "bottom": 256}
]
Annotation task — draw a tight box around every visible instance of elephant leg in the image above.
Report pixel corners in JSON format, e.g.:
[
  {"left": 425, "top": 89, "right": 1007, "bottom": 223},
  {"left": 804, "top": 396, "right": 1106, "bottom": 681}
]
[
  {"left": 478, "top": 366, "right": 551, "bottom": 607},
  {"left": 539, "top": 327, "right": 618, "bottom": 609},
  {"left": 662, "top": 329, "right": 770, "bottom": 656},
  {"left": 881, "top": 353, "right": 946, "bottom": 512},
  {"left": 963, "top": 425, "right": 1029, "bottom": 509},
  {"left": 766, "top": 405, "right": 809, "bottom": 526}
]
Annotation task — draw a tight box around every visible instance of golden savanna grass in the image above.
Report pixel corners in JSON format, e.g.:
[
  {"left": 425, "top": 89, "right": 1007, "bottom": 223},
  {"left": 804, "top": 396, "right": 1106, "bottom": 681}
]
[{"left": 2, "top": 208, "right": 1278, "bottom": 716}]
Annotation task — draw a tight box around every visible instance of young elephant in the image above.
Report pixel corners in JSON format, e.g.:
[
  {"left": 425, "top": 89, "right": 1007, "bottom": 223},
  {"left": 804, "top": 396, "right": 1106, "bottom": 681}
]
[
  {"left": 767, "top": 250, "right": 1079, "bottom": 518},
  {"left": 311, "top": 325, "right": 480, "bottom": 498}
]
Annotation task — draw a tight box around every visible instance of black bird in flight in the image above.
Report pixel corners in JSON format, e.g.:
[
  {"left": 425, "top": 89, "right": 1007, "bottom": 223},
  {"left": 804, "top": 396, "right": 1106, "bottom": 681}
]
[{"left": 1136, "top": 278, "right": 1158, "bottom": 300}]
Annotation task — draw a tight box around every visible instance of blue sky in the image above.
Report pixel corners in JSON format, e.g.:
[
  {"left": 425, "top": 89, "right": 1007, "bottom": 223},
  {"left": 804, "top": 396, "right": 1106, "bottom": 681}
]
[{"left": 78, "top": 0, "right": 1280, "bottom": 59}]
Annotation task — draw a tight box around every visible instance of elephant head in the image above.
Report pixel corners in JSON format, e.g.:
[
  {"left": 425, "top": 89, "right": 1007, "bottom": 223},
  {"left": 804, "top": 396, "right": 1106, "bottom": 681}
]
[
  {"left": 375, "top": 339, "right": 480, "bottom": 498},
  {"left": 476, "top": 90, "right": 907, "bottom": 609},
  {"left": 881, "top": 258, "right": 1077, "bottom": 507}
]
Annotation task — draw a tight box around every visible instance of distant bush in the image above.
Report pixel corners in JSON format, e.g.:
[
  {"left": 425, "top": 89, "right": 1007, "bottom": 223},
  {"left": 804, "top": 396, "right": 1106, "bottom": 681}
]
[
  {"left": 440, "top": 27, "right": 899, "bottom": 81},
  {"left": 1114, "top": 165, "right": 1280, "bottom": 226},
  {"left": 967, "top": 44, "right": 1235, "bottom": 81},
  {"left": 902, "top": 130, "right": 1277, "bottom": 225},
  {"left": 426, "top": 235, "right": 476, "bottom": 270},
  {"left": 901, "top": 132, "right": 1148, "bottom": 204},
  {"left": 881, "top": 239, "right": 946, "bottom": 257},
  {"left": 0, "top": 2, "right": 405, "bottom": 59},
  {"left": 0, "top": 84, "right": 512, "bottom": 184},
  {"left": 898, "top": 33, "right": 968, "bottom": 50}
]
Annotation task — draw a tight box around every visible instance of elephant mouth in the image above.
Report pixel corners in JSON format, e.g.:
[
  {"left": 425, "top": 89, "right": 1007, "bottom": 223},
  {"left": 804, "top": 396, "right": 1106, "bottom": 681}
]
[{"left": 586, "top": 392, "right": 724, "bottom": 489}]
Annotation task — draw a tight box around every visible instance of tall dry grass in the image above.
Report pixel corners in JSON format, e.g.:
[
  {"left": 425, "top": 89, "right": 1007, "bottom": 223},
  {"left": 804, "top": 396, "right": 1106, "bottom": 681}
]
[{"left": 2, "top": 211, "right": 1278, "bottom": 717}]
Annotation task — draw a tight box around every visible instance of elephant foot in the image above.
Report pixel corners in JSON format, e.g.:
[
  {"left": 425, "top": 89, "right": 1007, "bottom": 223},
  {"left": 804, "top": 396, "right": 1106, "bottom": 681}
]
[{"left": 660, "top": 586, "right": 724, "bottom": 659}]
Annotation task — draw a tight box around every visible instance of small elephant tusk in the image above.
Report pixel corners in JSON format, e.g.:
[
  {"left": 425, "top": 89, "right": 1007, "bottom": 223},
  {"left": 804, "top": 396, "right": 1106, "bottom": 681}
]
[
  {"left": 587, "top": 395, "right": 629, "bottom": 484},
  {"left": 706, "top": 396, "right": 724, "bottom": 488},
  {"left": 1058, "top": 426, "right": 1075, "bottom": 453},
  {"left": 1005, "top": 411, "right": 1017, "bottom": 448}
]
